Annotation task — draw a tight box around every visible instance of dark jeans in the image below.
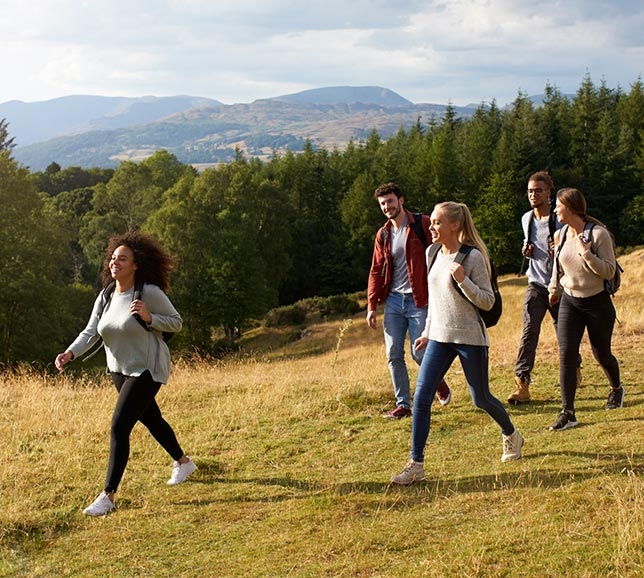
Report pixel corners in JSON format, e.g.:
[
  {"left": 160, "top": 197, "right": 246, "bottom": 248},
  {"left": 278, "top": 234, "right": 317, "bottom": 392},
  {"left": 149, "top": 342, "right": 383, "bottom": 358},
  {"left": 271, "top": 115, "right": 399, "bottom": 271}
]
[
  {"left": 105, "top": 371, "right": 184, "bottom": 493},
  {"left": 557, "top": 291, "right": 620, "bottom": 413},
  {"left": 411, "top": 340, "right": 515, "bottom": 463},
  {"left": 514, "top": 283, "right": 559, "bottom": 378}
]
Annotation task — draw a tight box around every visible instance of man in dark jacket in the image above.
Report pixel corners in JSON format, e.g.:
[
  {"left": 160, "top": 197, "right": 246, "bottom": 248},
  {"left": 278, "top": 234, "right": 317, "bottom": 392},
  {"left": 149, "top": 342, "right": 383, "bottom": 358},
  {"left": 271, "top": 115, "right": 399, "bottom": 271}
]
[{"left": 367, "top": 182, "right": 451, "bottom": 419}]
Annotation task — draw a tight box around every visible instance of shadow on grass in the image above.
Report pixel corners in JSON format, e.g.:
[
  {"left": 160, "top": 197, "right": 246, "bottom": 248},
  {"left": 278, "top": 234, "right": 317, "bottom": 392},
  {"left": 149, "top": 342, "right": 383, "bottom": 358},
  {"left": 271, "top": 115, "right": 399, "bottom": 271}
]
[{"left": 175, "top": 447, "right": 644, "bottom": 510}]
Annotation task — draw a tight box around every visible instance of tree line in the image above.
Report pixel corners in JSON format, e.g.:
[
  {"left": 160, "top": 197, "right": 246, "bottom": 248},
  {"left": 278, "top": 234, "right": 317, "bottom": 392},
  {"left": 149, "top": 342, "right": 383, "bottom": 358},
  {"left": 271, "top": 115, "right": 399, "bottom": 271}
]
[{"left": 1, "top": 75, "right": 643, "bottom": 364}]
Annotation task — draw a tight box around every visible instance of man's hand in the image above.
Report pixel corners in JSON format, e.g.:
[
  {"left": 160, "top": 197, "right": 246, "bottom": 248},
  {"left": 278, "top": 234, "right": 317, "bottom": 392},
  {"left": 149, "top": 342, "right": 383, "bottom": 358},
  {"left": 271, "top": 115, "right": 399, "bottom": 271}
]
[{"left": 366, "top": 310, "right": 377, "bottom": 329}]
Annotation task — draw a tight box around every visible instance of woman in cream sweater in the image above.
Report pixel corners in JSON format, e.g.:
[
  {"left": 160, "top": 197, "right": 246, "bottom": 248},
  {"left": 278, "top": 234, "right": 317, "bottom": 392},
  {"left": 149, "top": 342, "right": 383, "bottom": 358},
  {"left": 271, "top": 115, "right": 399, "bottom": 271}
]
[{"left": 548, "top": 187, "right": 622, "bottom": 431}]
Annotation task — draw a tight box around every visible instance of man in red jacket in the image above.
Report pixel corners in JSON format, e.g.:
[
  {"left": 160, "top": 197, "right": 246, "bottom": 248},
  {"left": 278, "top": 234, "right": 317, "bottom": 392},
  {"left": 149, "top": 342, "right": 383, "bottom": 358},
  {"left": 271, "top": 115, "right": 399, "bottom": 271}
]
[{"left": 367, "top": 183, "right": 451, "bottom": 419}]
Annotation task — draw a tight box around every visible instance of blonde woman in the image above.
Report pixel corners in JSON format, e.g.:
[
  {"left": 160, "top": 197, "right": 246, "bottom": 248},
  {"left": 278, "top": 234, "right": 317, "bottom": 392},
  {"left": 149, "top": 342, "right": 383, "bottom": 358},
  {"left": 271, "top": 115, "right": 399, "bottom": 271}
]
[{"left": 391, "top": 202, "right": 523, "bottom": 485}]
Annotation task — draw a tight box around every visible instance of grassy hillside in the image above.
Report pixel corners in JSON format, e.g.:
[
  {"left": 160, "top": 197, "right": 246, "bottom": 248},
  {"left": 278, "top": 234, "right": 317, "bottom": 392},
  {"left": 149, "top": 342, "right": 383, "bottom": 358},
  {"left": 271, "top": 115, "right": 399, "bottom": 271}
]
[{"left": 2, "top": 249, "right": 644, "bottom": 577}]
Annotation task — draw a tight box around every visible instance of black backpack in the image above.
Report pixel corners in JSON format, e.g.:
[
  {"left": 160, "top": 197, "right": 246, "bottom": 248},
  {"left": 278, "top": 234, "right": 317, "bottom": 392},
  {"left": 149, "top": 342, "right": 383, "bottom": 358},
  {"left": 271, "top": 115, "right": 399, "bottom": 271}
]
[
  {"left": 427, "top": 243, "right": 503, "bottom": 328},
  {"left": 82, "top": 279, "right": 174, "bottom": 362}
]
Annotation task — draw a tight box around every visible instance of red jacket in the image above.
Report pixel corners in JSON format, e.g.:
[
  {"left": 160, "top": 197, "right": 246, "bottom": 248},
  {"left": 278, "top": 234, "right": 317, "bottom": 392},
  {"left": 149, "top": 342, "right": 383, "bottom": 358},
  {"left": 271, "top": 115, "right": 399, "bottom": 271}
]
[{"left": 367, "top": 210, "right": 431, "bottom": 311}]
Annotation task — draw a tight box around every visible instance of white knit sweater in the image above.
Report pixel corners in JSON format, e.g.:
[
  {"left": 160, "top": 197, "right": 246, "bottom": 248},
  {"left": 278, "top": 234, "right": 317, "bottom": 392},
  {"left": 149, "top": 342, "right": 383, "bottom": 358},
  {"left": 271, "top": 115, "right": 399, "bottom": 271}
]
[{"left": 422, "top": 246, "right": 494, "bottom": 347}]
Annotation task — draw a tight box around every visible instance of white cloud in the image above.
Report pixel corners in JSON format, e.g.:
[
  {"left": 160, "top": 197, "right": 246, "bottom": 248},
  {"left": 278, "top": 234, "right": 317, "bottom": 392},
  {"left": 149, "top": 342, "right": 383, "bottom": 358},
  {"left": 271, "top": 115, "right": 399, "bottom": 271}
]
[{"left": 1, "top": 0, "right": 643, "bottom": 105}]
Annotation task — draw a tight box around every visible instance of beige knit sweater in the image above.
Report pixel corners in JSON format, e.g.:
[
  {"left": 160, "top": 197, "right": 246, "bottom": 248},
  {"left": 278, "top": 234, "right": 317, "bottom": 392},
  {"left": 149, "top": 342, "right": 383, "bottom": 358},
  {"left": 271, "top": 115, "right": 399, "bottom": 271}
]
[{"left": 549, "top": 224, "right": 616, "bottom": 299}]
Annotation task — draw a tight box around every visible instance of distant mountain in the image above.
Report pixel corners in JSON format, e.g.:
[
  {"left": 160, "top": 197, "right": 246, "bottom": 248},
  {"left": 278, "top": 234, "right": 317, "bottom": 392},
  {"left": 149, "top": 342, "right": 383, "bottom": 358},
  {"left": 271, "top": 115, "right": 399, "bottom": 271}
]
[
  {"left": 6, "top": 87, "right": 478, "bottom": 171},
  {"left": 272, "top": 86, "right": 413, "bottom": 106},
  {"left": 0, "top": 95, "right": 222, "bottom": 147}
]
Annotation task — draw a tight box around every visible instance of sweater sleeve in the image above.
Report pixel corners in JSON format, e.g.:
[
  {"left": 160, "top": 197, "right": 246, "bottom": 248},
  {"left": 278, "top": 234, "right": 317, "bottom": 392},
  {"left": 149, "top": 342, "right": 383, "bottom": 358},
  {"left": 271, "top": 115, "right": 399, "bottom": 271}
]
[
  {"left": 582, "top": 226, "right": 616, "bottom": 281},
  {"left": 143, "top": 284, "right": 183, "bottom": 334},
  {"left": 367, "top": 228, "right": 387, "bottom": 311},
  {"left": 67, "top": 293, "right": 104, "bottom": 359}
]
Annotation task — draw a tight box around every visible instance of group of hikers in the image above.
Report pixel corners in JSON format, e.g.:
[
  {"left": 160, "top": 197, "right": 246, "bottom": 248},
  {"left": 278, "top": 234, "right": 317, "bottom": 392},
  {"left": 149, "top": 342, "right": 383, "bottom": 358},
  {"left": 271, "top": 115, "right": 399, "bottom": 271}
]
[
  {"left": 366, "top": 174, "right": 622, "bottom": 485},
  {"left": 54, "top": 170, "right": 622, "bottom": 513}
]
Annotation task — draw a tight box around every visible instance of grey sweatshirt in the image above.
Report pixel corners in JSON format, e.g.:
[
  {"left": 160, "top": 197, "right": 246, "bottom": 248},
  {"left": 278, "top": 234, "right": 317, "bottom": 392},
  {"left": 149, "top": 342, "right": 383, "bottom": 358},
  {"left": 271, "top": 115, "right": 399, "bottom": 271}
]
[{"left": 68, "top": 283, "right": 182, "bottom": 384}]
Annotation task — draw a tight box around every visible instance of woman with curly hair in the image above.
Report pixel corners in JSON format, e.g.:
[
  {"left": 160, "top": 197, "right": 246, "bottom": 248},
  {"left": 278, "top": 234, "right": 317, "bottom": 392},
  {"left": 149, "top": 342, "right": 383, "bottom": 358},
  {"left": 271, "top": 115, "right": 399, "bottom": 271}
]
[{"left": 55, "top": 231, "right": 196, "bottom": 515}]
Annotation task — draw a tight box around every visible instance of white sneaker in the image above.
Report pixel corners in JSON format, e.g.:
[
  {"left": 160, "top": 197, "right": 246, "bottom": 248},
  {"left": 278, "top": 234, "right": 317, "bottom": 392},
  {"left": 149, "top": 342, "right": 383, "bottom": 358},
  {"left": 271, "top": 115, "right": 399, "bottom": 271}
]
[
  {"left": 167, "top": 457, "right": 197, "bottom": 485},
  {"left": 83, "top": 491, "right": 115, "bottom": 516},
  {"left": 390, "top": 460, "right": 425, "bottom": 485},
  {"left": 501, "top": 430, "right": 524, "bottom": 462}
]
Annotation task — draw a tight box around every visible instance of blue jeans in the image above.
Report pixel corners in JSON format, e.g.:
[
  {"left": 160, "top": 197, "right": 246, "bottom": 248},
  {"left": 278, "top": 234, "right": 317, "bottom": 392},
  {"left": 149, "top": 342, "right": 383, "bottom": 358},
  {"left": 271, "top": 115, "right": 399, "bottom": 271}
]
[
  {"left": 410, "top": 340, "right": 515, "bottom": 463},
  {"left": 383, "top": 292, "right": 426, "bottom": 409}
]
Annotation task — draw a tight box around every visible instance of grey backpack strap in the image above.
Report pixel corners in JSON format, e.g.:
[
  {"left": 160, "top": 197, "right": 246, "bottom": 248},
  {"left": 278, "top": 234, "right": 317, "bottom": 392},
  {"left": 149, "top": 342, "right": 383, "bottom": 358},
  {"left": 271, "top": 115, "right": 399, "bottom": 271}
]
[{"left": 427, "top": 243, "right": 441, "bottom": 270}]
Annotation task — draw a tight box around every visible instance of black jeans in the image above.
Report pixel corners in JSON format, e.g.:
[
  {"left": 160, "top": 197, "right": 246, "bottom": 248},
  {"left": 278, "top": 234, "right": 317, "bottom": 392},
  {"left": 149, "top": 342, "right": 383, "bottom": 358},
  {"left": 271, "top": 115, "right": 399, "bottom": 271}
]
[
  {"left": 105, "top": 371, "right": 184, "bottom": 493},
  {"left": 557, "top": 291, "right": 620, "bottom": 413}
]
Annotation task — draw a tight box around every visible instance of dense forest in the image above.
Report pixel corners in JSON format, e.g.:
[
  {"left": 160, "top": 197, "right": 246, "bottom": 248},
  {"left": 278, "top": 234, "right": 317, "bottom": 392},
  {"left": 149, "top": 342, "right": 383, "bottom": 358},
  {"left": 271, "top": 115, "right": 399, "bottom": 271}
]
[{"left": 2, "top": 75, "right": 644, "bottom": 364}]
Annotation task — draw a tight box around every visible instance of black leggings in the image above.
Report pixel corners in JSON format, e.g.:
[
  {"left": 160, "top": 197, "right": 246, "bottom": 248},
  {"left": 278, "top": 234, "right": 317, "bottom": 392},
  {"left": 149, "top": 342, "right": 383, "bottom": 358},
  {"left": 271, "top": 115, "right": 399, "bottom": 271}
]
[
  {"left": 557, "top": 291, "right": 620, "bottom": 413},
  {"left": 105, "top": 371, "right": 184, "bottom": 493}
]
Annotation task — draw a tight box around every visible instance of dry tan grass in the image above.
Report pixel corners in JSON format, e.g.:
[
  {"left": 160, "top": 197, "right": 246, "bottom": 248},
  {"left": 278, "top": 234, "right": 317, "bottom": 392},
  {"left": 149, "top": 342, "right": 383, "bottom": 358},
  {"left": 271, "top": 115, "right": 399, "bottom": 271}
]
[{"left": 1, "top": 248, "right": 644, "bottom": 578}]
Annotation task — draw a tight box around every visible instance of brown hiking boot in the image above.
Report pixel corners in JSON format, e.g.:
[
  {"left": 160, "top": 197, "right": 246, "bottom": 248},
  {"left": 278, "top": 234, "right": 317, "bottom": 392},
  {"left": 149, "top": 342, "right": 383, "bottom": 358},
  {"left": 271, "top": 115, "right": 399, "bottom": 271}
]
[{"left": 507, "top": 375, "right": 531, "bottom": 405}]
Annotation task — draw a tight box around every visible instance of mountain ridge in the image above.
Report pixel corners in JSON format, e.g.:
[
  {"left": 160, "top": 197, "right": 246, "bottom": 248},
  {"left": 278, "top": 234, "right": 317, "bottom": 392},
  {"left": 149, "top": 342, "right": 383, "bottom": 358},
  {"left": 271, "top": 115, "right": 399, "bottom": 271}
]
[{"left": 3, "top": 86, "right": 479, "bottom": 170}]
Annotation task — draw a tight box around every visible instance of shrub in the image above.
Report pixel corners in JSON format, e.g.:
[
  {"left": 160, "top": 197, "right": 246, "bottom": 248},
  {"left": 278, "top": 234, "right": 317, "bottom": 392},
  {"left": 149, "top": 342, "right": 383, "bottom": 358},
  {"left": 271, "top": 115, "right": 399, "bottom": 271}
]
[{"left": 265, "top": 304, "right": 308, "bottom": 327}]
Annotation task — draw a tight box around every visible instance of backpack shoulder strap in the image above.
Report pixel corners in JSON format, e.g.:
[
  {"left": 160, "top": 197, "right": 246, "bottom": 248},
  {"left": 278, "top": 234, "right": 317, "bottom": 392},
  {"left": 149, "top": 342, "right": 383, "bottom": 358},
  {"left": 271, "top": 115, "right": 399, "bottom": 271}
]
[
  {"left": 133, "top": 277, "right": 145, "bottom": 299},
  {"left": 557, "top": 224, "right": 569, "bottom": 250},
  {"left": 524, "top": 212, "right": 535, "bottom": 244},
  {"left": 453, "top": 243, "right": 474, "bottom": 265},
  {"left": 100, "top": 281, "right": 117, "bottom": 313},
  {"left": 548, "top": 211, "right": 557, "bottom": 240},
  {"left": 411, "top": 212, "right": 429, "bottom": 249},
  {"left": 553, "top": 224, "right": 570, "bottom": 287},
  {"left": 132, "top": 278, "right": 151, "bottom": 332},
  {"left": 582, "top": 221, "right": 597, "bottom": 248},
  {"left": 427, "top": 242, "right": 441, "bottom": 270},
  {"left": 380, "top": 225, "right": 388, "bottom": 246}
]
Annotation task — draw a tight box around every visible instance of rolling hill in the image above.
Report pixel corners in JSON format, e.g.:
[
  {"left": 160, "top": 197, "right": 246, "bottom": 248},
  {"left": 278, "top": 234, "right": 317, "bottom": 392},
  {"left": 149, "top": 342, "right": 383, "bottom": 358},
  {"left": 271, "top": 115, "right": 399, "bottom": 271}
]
[{"left": 3, "top": 87, "right": 478, "bottom": 170}]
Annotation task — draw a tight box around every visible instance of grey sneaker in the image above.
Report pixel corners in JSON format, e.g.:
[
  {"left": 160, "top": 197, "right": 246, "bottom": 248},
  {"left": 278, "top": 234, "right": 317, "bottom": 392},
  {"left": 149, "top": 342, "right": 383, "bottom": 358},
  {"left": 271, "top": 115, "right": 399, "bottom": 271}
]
[
  {"left": 390, "top": 460, "right": 425, "bottom": 485},
  {"left": 501, "top": 430, "right": 524, "bottom": 462},
  {"left": 167, "top": 457, "right": 197, "bottom": 485},
  {"left": 83, "top": 491, "right": 115, "bottom": 516}
]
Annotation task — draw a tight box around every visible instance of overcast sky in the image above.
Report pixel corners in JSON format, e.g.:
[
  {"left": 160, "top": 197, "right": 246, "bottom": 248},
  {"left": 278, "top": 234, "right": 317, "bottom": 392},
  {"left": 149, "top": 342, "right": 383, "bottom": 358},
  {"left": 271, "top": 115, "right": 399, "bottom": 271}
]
[{"left": 2, "top": 0, "right": 643, "bottom": 107}]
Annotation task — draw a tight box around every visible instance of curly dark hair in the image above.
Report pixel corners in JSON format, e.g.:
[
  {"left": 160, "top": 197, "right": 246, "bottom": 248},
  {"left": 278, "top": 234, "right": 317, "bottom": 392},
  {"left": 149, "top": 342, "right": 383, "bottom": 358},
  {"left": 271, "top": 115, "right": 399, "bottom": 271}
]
[{"left": 100, "top": 231, "right": 176, "bottom": 293}]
